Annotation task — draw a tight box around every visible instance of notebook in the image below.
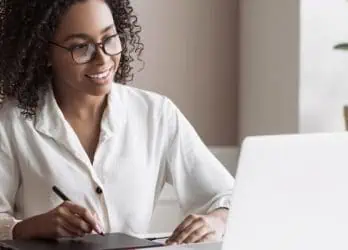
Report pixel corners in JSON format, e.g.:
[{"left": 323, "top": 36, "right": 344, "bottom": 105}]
[{"left": 0, "top": 232, "right": 163, "bottom": 250}]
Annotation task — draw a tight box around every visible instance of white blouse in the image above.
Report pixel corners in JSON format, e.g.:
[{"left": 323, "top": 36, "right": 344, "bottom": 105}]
[{"left": 0, "top": 83, "right": 234, "bottom": 240}]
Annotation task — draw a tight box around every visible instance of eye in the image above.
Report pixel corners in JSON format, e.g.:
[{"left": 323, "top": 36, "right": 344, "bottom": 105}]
[
  {"left": 70, "top": 43, "right": 89, "bottom": 51},
  {"left": 104, "top": 34, "right": 118, "bottom": 44}
]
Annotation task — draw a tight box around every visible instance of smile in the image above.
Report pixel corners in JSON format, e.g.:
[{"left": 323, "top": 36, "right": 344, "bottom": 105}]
[{"left": 86, "top": 67, "right": 113, "bottom": 80}]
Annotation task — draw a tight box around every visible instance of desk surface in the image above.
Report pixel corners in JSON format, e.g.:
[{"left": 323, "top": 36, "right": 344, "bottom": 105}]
[
  {"left": 185, "top": 242, "right": 222, "bottom": 250},
  {"left": 137, "top": 233, "right": 222, "bottom": 250},
  {"left": 144, "top": 242, "right": 222, "bottom": 250}
]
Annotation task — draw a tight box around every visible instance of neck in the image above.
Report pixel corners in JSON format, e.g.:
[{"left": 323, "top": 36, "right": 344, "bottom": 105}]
[{"left": 53, "top": 85, "right": 107, "bottom": 121}]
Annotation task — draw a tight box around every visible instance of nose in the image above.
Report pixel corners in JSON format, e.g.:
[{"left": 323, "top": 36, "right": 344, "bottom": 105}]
[{"left": 94, "top": 45, "right": 109, "bottom": 65}]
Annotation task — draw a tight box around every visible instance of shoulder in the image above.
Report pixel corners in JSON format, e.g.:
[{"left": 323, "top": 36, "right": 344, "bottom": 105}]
[
  {"left": 0, "top": 99, "right": 23, "bottom": 151},
  {"left": 0, "top": 99, "right": 22, "bottom": 130}
]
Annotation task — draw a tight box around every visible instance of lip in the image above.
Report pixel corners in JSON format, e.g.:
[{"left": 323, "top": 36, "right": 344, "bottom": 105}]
[
  {"left": 85, "top": 66, "right": 115, "bottom": 85},
  {"left": 86, "top": 66, "right": 114, "bottom": 77}
]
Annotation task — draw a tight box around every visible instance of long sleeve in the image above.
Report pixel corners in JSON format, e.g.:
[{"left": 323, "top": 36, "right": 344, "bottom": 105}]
[
  {"left": 0, "top": 120, "right": 21, "bottom": 240},
  {"left": 164, "top": 98, "right": 234, "bottom": 216}
]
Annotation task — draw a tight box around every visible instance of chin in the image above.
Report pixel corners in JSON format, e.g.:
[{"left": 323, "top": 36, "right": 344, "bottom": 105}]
[
  {"left": 88, "top": 83, "right": 113, "bottom": 96},
  {"left": 83, "top": 75, "right": 114, "bottom": 96}
]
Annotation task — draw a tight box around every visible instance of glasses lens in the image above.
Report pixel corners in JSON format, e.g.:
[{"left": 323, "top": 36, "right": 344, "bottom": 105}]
[
  {"left": 104, "top": 34, "right": 123, "bottom": 56},
  {"left": 72, "top": 43, "right": 94, "bottom": 64}
]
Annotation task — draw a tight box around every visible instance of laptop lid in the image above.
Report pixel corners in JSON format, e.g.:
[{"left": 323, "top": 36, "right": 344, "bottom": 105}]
[{"left": 222, "top": 133, "right": 348, "bottom": 250}]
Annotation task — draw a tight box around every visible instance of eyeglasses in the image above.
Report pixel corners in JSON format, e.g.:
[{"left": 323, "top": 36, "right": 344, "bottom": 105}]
[{"left": 49, "top": 34, "right": 124, "bottom": 64}]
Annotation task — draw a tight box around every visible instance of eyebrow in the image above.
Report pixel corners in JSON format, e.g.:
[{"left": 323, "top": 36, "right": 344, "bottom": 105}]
[{"left": 63, "top": 24, "right": 116, "bottom": 42}]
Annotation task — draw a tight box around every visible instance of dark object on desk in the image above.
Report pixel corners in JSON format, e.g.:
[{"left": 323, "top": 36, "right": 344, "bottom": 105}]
[
  {"left": 145, "top": 236, "right": 169, "bottom": 241},
  {"left": 0, "top": 232, "right": 163, "bottom": 250}
]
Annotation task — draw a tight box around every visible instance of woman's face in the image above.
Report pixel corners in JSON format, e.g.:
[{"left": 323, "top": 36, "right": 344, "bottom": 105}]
[{"left": 49, "top": 0, "right": 121, "bottom": 97}]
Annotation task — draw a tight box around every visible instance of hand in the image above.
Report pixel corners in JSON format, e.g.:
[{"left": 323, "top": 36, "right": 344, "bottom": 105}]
[
  {"left": 13, "top": 201, "right": 103, "bottom": 239},
  {"left": 166, "top": 208, "right": 229, "bottom": 245}
]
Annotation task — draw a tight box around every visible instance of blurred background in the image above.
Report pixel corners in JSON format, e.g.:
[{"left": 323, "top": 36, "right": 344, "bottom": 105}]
[{"left": 131, "top": 0, "right": 348, "bottom": 232}]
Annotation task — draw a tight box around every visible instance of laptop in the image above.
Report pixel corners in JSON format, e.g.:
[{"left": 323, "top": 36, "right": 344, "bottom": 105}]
[{"left": 221, "top": 132, "right": 348, "bottom": 250}]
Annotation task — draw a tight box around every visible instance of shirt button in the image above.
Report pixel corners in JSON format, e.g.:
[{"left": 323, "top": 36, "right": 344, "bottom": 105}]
[{"left": 96, "top": 186, "right": 103, "bottom": 195}]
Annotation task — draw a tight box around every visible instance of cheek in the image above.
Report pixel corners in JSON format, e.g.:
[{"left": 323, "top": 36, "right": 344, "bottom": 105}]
[
  {"left": 113, "top": 55, "right": 122, "bottom": 70},
  {"left": 51, "top": 54, "right": 86, "bottom": 82}
]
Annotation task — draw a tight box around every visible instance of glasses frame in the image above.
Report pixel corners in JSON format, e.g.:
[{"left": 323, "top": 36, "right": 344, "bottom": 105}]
[{"left": 49, "top": 34, "right": 124, "bottom": 64}]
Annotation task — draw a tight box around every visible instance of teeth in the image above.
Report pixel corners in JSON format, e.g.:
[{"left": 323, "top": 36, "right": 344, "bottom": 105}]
[{"left": 88, "top": 69, "right": 110, "bottom": 79}]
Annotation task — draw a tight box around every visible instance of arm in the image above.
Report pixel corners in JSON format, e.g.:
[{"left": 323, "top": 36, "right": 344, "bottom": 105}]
[
  {"left": 0, "top": 132, "right": 21, "bottom": 240},
  {"left": 0, "top": 120, "right": 102, "bottom": 240},
  {"left": 163, "top": 98, "right": 234, "bottom": 244},
  {"left": 0, "top": 145, "right": 102, "bottom": 240}
]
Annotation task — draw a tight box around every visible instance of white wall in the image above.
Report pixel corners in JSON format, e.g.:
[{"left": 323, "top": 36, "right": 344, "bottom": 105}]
[
  {"left": 300, "top": 0, "right": 348, "bottom": 132},
  {"left": 238, "top": 0, "right": 300, "bottom": 142}
]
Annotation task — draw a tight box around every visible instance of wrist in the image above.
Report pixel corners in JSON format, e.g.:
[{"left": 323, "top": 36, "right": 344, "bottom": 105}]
[
  {"left": 207, "top": 207, "right": 229, "bottom": 223},
  {"left": 13, "top": 216, "right": 40, "bottom": 239},
  {"left": 206, "top": 208, "right": 230, "bottom": 239},
  {"left": 12, "top": 221, "right": 25, "bottom": 239}
]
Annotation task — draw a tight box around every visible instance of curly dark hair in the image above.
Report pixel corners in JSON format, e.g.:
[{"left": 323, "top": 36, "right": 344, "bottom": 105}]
[{"left": 0, "top": 0, "right": 144, "bottom": 118}]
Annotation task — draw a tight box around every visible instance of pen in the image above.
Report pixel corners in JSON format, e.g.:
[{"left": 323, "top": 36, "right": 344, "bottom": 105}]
[
  {"left": 52, "top": 185, "right": 105, "bottom": 236},
  {"left": 145, "top": 236, "right": 170, "bottom": 241}
]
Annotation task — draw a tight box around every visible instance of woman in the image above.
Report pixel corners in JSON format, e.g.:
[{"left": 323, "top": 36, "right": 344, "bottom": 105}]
[{"left": 0, "top": 0, "right": 234, "bottom": 245}]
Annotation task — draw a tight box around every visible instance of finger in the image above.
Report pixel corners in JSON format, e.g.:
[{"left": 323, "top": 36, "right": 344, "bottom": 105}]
[
  {"left": 182, "top": 226, "right": 210, "bottom": 244},
  {"left": 92, "top": 212, "right": 103, "bottom": 227},
  {"left": 57, "top": 216, "right": 88, "bottom": 237},
  {"left": 57, "top": 205, "right": 92, "bottom": 234},
  {"left": 92, "top": 212, "right": 105, "bottom": 235},
  {"left": 63, "top": 202, "right": 101, "bottom": 234},
  {"left": 174, "top": 218, "right": 208, "bottom": 244},
  {"left": 55, "top": 225, "right": 76, "bottom": 238},
  {"left": 167, "top": 217, "right": 196, "bottom": 244},
  {"left": 171, "top": 214, "right": 198, "bottom": 239},
  {"left": 168, "top": 216, "right": 205, "bottom": 244},
  {"left": 196, "top": 232, "right": 216, "bottom": 243}
]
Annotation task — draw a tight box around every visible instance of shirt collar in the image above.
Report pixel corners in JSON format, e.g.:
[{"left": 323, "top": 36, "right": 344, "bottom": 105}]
[
  {"left": 34, "top": 83, "right": 127, "bottom": 140},
  {"left": 100, "top": 83, "right": 127, "bottom": 137}
]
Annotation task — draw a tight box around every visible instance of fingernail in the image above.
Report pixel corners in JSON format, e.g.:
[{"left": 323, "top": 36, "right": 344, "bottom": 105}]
[
  {"left": 93, "top": 213, "right": 105, "bottom": 235},
  {"left": 95, "top": 223, "right": 104, "bottom": 235},
  {"left": 166, "top": 240, "right": 177, "bottom": 245}
]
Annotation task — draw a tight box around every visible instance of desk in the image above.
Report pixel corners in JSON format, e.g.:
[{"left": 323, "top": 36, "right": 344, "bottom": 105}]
[
  {"left": 137, "top": 233, "right": 222, "bottom": 250},
  {"left": 144, "top": 242, "right": 222, "bottom": 250},
  {"left": 0, "top": 233, "right": 222, "bottom": 250},
  {"left": 182, "top": 242, "right": 222, "bottom": 250}
]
